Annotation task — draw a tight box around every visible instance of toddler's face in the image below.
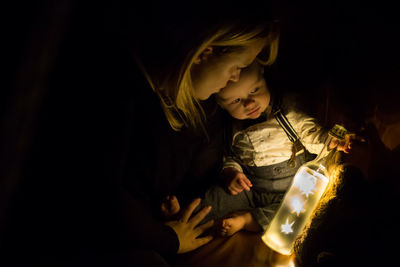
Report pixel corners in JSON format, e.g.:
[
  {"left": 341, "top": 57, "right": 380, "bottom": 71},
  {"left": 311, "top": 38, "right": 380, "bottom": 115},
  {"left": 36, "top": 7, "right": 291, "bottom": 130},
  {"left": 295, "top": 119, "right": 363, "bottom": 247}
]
[{"left": 217, "top": 62, "right": 270, "bottom": 120}]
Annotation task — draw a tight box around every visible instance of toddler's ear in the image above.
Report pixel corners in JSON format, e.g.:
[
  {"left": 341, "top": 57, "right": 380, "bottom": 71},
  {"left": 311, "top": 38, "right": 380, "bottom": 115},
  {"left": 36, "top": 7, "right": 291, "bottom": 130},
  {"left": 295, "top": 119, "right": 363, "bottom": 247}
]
[{"left": 194, "top": 46, "right": 213, "bottom": 64}]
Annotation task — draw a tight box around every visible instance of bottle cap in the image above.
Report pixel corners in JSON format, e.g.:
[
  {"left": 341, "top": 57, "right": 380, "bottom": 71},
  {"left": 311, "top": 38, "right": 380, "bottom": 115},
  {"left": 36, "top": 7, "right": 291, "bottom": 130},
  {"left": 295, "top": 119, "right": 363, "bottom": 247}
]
[{"left": 329, "top": 124, "right": 347, "bottom": 140}]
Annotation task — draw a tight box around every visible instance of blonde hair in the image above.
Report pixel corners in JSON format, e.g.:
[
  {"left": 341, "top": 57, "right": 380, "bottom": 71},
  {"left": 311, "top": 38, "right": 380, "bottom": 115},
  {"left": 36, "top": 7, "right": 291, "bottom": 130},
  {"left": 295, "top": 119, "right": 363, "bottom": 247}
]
[{"left": 142, "top": 22, "right": 280, "bottom": 131}]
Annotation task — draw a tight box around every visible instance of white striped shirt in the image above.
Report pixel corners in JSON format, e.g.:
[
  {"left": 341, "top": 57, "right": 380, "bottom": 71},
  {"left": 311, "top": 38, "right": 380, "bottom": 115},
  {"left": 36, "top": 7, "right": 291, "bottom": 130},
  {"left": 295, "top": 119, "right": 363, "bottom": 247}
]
[{"left": 224, "top": 109, "right": 328, "bottom": 172}]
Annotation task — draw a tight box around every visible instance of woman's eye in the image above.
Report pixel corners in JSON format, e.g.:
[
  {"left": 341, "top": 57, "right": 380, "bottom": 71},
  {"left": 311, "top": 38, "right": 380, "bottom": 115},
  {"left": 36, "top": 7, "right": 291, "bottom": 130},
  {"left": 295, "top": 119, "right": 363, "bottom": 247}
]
[
  {"left": 231, "top": 98, "right": 241, "bottom": 104},
  {"left": 251, "top": 87, "right": 259, "bottom": 93}
]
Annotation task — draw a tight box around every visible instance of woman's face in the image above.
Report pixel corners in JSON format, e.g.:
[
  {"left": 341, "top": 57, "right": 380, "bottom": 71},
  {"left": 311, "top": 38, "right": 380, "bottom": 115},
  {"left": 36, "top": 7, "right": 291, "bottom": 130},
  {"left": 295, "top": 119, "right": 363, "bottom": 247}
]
[{"left": 190, "top": 38, "right": 267, "bottom": 100}]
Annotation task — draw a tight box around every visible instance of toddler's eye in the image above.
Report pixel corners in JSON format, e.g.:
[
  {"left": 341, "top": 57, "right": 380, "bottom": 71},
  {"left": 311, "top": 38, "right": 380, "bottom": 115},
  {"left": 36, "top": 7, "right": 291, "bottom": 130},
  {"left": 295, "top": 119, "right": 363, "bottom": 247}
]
[
  {"left": 231, "top": 98, "right": 241, "bottom": 104},
  {"left": 250, "top": 87, "right": 259, "bottom": 93}
]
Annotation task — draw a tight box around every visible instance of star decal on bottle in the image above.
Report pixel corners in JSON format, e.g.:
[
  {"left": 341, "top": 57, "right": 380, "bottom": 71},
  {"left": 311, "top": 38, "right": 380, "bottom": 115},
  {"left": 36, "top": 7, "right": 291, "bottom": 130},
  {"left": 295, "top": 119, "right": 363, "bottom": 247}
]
[
  {"left": 295, "top": 171, "right": 317, "bottom": 197},
  {"left": 290, "top": 196, "right": 305, "bottom": 216},
  {"left": 281, "top": 218, "right": 294, "bottom": 234}
]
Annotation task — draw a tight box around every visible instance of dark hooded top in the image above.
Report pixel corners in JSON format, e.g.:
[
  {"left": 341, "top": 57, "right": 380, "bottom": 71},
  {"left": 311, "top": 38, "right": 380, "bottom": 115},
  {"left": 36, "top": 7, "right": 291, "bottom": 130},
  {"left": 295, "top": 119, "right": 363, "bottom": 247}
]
[
  {"left": 1, "top": 2, "right": 227, "bottom": 265},
  {"left": 2, "top": 2, "right": 281, "bottom": 265}
]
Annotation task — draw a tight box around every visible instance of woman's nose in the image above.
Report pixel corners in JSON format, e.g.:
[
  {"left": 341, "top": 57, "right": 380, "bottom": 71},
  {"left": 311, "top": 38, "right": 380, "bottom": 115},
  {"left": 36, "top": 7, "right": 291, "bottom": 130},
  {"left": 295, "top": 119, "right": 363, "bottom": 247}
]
[{"left": 229, "top": 69, "right": 241, "bottom": 82}]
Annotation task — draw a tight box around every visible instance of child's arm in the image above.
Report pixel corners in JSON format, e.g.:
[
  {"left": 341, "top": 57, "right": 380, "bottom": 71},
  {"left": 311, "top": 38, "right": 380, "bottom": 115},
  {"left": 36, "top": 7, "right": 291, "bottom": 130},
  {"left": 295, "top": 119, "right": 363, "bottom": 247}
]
[
  {"left": 292, "top": 111, "right": 354, "bottom": 154},
  {"left": 222, "top": 131, "right": 254, "bottom": 195}
]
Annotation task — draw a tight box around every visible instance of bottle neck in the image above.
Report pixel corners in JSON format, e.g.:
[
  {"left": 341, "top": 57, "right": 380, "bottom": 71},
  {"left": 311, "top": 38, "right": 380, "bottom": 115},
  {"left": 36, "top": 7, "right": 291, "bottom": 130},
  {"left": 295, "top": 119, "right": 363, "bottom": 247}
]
[
  {"left": 313, "top": 124, "right": 347, "bottom": 174},
  {"left": 314, "top": 134, "right": 336, "bottom": 166}
]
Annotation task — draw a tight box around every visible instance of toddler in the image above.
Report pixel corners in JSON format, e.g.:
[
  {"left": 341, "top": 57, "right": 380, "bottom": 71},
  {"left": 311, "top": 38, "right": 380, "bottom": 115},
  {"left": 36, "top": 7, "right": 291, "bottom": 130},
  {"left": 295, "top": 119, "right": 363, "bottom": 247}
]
[{"left": 163, "top": 61, "right": 351, "bottom": 236}]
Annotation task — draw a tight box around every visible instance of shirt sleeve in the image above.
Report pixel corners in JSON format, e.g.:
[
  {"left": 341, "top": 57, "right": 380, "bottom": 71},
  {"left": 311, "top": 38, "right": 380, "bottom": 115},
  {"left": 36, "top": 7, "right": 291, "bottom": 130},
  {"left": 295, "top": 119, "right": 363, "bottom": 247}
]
[
  {"left": 222, "top": 131, "right": 256, "bottom": 172},
  {"left": 222, "top": 155, "right": 243, "bottom": 172},
  {"left": 290, "top": 111, "right": 329, "bottom": 155}
]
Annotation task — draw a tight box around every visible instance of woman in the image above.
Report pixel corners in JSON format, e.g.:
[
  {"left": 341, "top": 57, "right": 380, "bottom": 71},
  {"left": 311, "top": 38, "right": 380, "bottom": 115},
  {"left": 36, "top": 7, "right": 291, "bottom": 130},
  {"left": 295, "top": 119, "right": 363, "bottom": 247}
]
[
  {"left": 116, "top": 3, "right": 280, "bottom": 265},
  {"left": 1, "top": 2, "right": 280, "bottom": 266}
]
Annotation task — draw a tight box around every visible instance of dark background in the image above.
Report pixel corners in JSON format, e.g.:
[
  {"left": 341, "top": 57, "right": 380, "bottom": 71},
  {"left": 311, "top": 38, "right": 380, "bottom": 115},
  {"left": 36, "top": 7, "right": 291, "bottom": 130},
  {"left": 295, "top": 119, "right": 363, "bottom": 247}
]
[
  {"left": 1, "top": 0, "right": 399, "bottom": 265},
  {"left": 2, "top": 1, "right": 400, "bottom": 140},
  {"left": 268, "top": 1, "right": 400, "bottom": 128}
]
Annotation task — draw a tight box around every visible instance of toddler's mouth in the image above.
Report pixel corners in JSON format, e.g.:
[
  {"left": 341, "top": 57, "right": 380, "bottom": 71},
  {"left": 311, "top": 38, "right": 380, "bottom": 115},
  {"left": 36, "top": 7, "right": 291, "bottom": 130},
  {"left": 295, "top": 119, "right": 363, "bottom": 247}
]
[{"left": 247, "top": 107, "right": 260, "bottom": 116}]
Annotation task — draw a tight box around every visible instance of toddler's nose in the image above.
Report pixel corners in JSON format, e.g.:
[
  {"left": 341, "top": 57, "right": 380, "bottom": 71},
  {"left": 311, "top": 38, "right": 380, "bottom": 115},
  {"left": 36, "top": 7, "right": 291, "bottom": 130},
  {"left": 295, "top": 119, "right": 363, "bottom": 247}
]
[{"left": 243, "top": 98, "right": 255, "bottom": 108}]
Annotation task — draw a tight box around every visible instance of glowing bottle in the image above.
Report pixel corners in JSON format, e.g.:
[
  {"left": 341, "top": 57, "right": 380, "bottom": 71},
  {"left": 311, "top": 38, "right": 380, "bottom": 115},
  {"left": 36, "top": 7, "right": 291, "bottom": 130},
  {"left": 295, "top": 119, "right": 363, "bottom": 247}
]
[{"left": 262, "top": 124, "right": 347, "bottom": 255}]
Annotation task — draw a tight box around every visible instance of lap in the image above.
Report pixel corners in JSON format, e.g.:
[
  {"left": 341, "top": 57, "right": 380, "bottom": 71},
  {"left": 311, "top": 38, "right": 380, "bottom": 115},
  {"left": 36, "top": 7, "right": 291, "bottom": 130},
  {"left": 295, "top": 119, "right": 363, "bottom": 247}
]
[{"left": 198, "top": 185, "right": 284, "bottom": 224}]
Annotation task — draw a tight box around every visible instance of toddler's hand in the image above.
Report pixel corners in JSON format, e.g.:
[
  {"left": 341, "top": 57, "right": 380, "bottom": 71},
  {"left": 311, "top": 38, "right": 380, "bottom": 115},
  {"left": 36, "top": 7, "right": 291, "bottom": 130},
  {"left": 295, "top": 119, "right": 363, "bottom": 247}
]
[
  {"left": 332, "top": 134, "right": 355, "bottom": 154},
  {"left": 228, "top": 172, "right": 253, "bottom": 195},
  {"left": 222, "top": 168, "right": 252, "bottom": 195}
]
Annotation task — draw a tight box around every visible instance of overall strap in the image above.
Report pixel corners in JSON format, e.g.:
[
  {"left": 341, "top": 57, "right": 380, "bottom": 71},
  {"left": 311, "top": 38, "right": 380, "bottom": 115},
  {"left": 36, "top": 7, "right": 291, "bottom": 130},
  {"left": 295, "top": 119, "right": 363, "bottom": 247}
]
[
  {"left": 272, "top": 105, "right": 299, "bottom": 143},
  {"left": 272, "top": 104, "right": 309, "bottom": 168}
]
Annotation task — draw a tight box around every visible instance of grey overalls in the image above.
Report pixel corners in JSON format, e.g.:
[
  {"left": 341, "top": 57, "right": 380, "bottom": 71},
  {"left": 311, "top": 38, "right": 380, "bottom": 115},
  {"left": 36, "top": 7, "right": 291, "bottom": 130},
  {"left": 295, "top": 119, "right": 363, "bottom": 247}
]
[
  {"left": 198, "top": 152, "right": 314, "bottom": 231},
  {"left": 197, "top": 106, "right": 316, "bottom": 232}
]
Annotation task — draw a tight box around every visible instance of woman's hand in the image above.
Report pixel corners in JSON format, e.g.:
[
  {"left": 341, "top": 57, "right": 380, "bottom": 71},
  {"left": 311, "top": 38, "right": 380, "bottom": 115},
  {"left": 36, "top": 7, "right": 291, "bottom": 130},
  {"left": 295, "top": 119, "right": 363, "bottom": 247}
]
[
  {"left": 222, "top": 167, "right": 252, "bottom": 195},
  {"left": 165, "top": 198, "right": 214, "bottom": 254}
]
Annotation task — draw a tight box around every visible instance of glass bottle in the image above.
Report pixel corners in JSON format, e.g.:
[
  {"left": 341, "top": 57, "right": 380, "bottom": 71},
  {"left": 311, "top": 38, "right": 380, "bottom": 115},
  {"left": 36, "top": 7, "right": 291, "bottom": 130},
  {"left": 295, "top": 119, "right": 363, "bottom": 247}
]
[{"left": 261, "top": 124, "right": 347, "bottom": 255}]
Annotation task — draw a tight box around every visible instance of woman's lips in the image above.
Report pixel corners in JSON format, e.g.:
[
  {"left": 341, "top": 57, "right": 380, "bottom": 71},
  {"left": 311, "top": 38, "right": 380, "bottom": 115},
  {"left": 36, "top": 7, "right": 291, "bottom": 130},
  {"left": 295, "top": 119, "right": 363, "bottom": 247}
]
[{"left": 247, "top": 107, "right": 260, "bottom": 116}]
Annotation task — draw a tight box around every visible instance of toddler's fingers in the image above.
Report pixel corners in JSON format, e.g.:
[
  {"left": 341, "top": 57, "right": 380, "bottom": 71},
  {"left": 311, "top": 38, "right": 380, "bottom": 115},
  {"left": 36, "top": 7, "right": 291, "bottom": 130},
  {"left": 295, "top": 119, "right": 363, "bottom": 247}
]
[
  {"left": 244, "top": 177, "right": 252, "bottom": 187},
  {"left": 239, "top": 179, "right": 251, "bottom": 191}
]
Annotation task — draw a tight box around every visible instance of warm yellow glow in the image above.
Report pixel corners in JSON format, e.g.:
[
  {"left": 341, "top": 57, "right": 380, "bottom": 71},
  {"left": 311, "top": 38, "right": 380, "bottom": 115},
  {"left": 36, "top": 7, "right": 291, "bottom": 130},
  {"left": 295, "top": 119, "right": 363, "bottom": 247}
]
[
  {"left": 275, "top": 258, "right": 296, "bottom": 267},
  {"left": 262, "top": 166, "right": 330, "bottom": 255},
  {"left": 293, "top": 164, "right": 344, "bottom": 259},
  {"left": 290, "top": 196, "right": 305, "bottom": 216},
  {"left": 263, "top": 231, "right": 285, "bottom": 248},
  {"left": 262, "top": 232, "right": 292, "bottom": 255}
]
